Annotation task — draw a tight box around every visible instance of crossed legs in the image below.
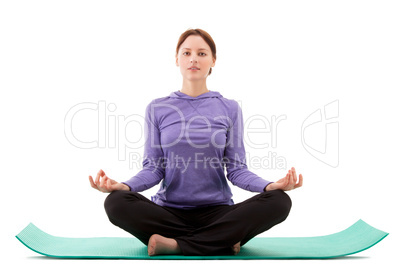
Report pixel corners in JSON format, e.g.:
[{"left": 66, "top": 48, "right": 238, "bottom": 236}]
[{"left": 104, "top": 190, "right": 291, "bottom": 256}]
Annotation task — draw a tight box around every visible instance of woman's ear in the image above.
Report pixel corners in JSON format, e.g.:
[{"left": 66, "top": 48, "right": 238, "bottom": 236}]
[
  {"left": 211, "top": 58, "right": 216, "bottom": 67},
  {"left": 175, "top": 55, "right": 179, "bottom": 67}
]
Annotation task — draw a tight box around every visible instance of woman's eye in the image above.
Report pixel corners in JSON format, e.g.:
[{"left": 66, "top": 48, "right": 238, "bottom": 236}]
[{"left": 183, "top": 52, "right": 206, "bottom": 56}]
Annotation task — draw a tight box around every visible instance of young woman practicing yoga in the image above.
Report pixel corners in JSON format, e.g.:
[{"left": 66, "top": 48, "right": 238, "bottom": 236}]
[{"left": 89, "top": 28, "right": 303, "bottom": 256}]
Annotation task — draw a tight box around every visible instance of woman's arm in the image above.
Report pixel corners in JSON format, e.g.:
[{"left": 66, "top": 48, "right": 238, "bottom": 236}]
[
  {"left": 224, "top": 101, "right": 273, "bottom": 192},
  {"left": 89, "top": 100, "right": 165, "bottom": 193},
  {"left": 122, "top": 100, "right": 165, "bottom": 192},
  {"left": 225, "top": 102, "right": 303, "bottom": 193}
]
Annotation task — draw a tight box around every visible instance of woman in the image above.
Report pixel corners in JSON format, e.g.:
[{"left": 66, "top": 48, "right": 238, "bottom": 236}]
[{"left": 89, "top": 28, "right": 303, "bottom": 256}]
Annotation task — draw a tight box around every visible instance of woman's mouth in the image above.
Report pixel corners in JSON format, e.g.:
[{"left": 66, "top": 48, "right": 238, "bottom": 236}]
[{"left": 188, "top": 67, "right": 200, "bottom": 71}]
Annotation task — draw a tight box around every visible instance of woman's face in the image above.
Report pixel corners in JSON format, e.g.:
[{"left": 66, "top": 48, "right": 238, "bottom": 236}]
[{"left": 176, "top": 35, "right": 215, "bottom": 81}]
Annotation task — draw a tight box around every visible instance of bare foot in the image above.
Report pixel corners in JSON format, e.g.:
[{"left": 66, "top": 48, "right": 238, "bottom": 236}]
[
  {"left": 232, "top": 241, "right": 241, "bottom": 255},
  {"left": 148, "top": 234, "right": 182, "bottom": 256}
]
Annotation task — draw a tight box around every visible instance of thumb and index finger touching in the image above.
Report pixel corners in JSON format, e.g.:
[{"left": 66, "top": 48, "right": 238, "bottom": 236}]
[{"left": 89, "top": 169, "right": 107, "bottom": 191}]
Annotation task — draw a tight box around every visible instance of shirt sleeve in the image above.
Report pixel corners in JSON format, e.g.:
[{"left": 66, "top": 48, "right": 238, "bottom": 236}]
[
  {"left": 224, "top": 101, "right": 273, "bottom": 192},
  {"left": 122, "top": 100, "right": 165, "bottom": 192}
]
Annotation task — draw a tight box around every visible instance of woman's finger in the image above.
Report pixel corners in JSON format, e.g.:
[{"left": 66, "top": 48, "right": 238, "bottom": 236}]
[
  {"left": 296, "top": 174, "right": 303, "bottom": 188},
  {"left": 284, "top": 172, "right": 290, "bottom": 188},
  {"left": 95, "top": 170, "right": 103, "bottom": 185},
  {"left": 89, "top": 175, "right": 98, "bottom": 190},
  {"left": 288, "top": 171, "right": 294, "bottom": 190},
  {"left": 107, "top": 177, "right": 112, "bottom": 190},
  {"left": 286, "top": 170, "right": 294, "bottom": 190},
  {"left": 291, "top": 167, "right": 297, "bottom": 185},
  {"left": 100, "top": 175, "right": 107, "bottom": 189}
]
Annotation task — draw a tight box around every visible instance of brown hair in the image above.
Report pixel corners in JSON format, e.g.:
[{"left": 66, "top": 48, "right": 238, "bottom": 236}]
[{"left": 176, "top": 28, "right": 216, "bottom": 75}]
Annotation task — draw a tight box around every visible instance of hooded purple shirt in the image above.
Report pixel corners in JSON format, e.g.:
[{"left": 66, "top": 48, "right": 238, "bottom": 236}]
[{"left": 123, "top": 90, "right": 272, "bottom": 208}]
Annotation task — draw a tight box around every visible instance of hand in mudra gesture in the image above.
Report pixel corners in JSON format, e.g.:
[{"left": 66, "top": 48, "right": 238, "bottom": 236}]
[
  {"left": 89, "top": 169, "right": 129, "bottom": 193},
  {"left": 265, "top": 167, "right": 303, "bottom": 192}
]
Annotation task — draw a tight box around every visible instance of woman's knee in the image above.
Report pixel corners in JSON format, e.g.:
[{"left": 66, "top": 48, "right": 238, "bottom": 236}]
[
  {"left": 262, "top": 190, "right": 292, "bottom": 219},
  {"left": 104, "top": 190, "right": 129, "bottom": 218},
  {"left": 278, "top": 190, "right": 292, "bottom": 215},
  {"left": 104, "top": 190, "right": 147, "bottom": 219}
]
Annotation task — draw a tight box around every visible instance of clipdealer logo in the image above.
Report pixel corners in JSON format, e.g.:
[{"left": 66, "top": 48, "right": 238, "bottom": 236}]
[
  {"left": 63, "top": 99, "right": 339, "bottom": 169},
  {"left": 63, "top": 100, "right": 288, "bottom": 170}
]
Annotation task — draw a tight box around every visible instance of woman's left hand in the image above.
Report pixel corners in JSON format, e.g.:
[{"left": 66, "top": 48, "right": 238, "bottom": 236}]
[{"left": 265, "top": 167, "right": 303, "bottom": 191}]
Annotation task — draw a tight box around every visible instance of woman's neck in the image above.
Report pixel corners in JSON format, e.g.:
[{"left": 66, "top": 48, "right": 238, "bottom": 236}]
[{"left": 180, "top": 79, "right": 210, "bottom": 97}]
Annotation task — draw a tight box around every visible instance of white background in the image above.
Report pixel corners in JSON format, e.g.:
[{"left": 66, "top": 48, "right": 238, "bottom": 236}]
[{"left": 1, "top": 0, "right": 401, "bottom": 267}]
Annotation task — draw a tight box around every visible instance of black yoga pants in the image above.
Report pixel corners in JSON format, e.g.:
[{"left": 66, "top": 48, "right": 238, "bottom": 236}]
[{"left": 104, "top": 189, "right": 292, "bottom": 256}]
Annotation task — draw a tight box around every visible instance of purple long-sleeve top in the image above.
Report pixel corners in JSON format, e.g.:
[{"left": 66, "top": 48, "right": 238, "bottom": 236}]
[{"left": 123, "top": 90, "right": 272, "bottom": 208}]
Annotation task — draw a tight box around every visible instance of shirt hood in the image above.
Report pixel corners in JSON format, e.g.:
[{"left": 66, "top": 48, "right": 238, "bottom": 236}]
[{"left": 169, "top": 90, "right": 222, "bottom": 100}]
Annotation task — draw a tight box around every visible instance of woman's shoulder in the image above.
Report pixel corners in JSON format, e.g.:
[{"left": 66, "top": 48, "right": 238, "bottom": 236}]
[
  {"left": 218, "top": 94, "right": 242, "bottom": 113},
  {"left": 143, "top": 96, "right": 171, "bottom": 111}
]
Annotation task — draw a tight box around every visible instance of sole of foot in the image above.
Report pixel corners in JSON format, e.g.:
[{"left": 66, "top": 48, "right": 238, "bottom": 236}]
[{"left": 148, "top": 234, "right": 181, "bottom": 256}]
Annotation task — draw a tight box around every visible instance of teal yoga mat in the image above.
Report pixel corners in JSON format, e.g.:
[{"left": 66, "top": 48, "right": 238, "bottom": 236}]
[{"left": 16, "top": 219, "right": 387, "bottom": 260}]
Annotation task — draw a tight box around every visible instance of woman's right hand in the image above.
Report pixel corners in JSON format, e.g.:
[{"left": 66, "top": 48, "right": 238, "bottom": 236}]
[{"left": 89, "top": 169, "right": 130, "bottom": 193}]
